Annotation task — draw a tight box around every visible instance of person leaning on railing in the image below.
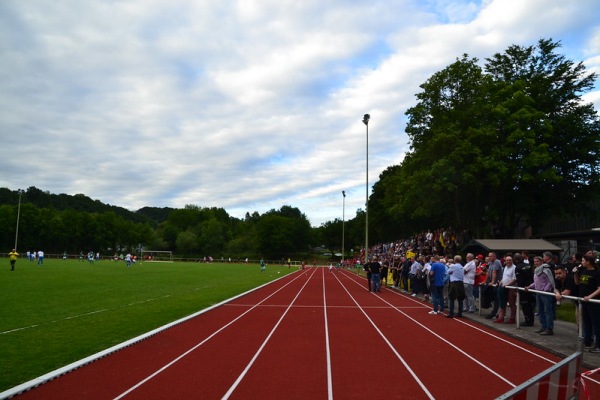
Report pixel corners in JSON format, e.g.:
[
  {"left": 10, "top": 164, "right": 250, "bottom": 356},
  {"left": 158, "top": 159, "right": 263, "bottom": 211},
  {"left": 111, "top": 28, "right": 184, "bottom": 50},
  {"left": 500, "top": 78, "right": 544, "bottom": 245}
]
[
  {"left": 573, "top": 255, "right": 600, "bottom": 353},
  {"left": 524, "top": 256, "right": 556, "bottom": 336}
]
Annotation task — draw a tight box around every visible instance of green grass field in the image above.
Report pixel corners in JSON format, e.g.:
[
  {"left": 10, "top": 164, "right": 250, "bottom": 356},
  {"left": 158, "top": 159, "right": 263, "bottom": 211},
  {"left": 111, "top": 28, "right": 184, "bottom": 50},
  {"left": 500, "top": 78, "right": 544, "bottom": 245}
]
[{"left": 0, "top": 258, "right": 294, "bottom": 392}]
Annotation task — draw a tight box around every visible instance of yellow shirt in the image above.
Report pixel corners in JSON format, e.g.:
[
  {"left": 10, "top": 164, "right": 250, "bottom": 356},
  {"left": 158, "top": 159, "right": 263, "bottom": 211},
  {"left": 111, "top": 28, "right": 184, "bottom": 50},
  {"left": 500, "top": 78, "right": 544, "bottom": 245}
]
[{"left": 9, "top": 251, "right": 19, "bottom": 261}]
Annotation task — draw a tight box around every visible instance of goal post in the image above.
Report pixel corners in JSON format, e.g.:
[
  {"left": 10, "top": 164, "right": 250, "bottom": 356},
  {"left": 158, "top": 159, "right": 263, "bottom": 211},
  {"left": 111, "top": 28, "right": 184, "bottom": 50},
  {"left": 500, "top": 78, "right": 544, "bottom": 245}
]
[{"left": 140, "top": 250, "right": 173, "bottom": 263}]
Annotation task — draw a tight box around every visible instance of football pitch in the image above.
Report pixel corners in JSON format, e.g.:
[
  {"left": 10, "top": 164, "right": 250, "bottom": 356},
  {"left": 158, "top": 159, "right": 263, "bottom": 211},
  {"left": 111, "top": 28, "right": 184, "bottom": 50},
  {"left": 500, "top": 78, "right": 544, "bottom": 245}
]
[{"left": 0, "top": 258, "right": 294, "bottom": 392}]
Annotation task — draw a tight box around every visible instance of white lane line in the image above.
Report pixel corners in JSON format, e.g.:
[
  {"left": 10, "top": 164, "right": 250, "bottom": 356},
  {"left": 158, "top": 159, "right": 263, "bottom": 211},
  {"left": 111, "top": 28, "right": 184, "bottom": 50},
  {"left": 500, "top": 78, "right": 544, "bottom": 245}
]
[
  {"left": 221, "top": 268, "right": 318, "bottom": 400},
  {"left": 371, "top": 288, "right": 517, "bottom": 388},
  {"left": 322, "top": 267, "right": 334, "bottom": 400},
  {"left": 331, "top": 271, "right": 436, "bottom": 400},
  {"left": 113, "top": 269, "right": 314, "bottom": 400},
  {"left": 452, "top": 319, "right": 557, "bottom": 364},
  {"left": 339, "top": 270, "right": 556, "bottom": 365}
]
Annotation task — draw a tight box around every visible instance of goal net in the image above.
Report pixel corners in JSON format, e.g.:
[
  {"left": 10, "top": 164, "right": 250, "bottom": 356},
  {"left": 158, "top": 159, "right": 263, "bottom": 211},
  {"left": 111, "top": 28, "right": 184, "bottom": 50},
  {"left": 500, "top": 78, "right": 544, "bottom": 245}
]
[{"left": 141, "top": 250, "right": 173, "bottom": 263}]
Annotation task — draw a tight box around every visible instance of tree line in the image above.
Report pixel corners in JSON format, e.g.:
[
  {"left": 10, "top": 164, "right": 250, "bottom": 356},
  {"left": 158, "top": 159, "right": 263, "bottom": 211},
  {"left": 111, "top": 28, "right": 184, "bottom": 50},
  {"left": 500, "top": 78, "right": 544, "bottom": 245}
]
[{"left": 2, "top": 39, "right": 598, "bottom": 258}]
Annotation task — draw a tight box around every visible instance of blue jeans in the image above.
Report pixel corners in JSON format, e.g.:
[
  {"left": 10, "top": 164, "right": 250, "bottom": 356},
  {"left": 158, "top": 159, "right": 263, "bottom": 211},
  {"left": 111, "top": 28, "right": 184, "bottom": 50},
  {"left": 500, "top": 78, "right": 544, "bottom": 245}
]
[
  {"left": 432, "top": 286, "right": 444, "bottom": 312},
  {"left": 536, "top": 293, "right": 554, "bottom": 331},
  {"left": 371, "top": 273, "right": 381, "bottom": 292}
]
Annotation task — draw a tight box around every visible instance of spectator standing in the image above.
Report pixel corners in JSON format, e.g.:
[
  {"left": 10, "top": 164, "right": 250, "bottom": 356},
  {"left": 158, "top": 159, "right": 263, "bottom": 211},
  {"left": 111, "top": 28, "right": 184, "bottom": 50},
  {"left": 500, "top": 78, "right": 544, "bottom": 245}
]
[
  {"left": 9, "top": 249, "right": 19, "bottom": 271},
  {"left": 369, "top": 257, "right": 382, "bottom": 293},
  {"left": 446, "top": 255, "right": 466, "bottom": 318},
  {"left": 573, "top": 255, "right": 600, "bottom": 352},
  {"left": 485, "top": 252, "right": 503, "bottom": 319},
  {"left": 495, "top": 256, "right": 517, "bottom": 323},
  {"left": 381, "top": 261, "right": 389, "bottom": 287},
  {"left": 526, "top": 256, "right": 555, "bottom": 335},
  {"left": 542, "top": 251, "right": 556, "bottom": 270},
  {"left": 409, "top": 256, "right": 422, "bottom": 297},
  {"left": 463, "top": 253, "right": 477, "bottom": 312},
  {"left": 554, "top": 265, "right": 576, "bottom": 301},
  {"left": 363, "top": 261, "right": 372, "bottom": 292},
  {"left": 422, "top": 256, "right": 432, "bottom": 302},
  {"left": 428, "top": 255, "right": 446, "bottom": 315},
  {"left": 473, "top": 255, "right": 487, "bottom": 303},
  {"left": 401, "top": 256, "right": 410, "bottom": 292},
  {"left": 514, "top": 253, "right": 535, "bottom": 326}
]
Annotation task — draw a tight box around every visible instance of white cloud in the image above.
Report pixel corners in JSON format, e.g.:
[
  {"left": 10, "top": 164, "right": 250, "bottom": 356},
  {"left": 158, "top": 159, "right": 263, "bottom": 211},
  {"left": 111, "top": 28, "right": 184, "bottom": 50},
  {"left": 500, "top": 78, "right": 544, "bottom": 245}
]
[{"left": 0, "top": 0, "right": 598, "bottom": 227}]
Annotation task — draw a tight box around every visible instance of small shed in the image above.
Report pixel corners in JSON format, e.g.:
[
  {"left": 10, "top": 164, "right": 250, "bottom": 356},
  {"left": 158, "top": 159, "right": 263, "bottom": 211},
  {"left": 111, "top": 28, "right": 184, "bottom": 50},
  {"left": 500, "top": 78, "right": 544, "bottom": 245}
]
[{"left": 461, "top": 239, "right": 561, "bottom": 257}]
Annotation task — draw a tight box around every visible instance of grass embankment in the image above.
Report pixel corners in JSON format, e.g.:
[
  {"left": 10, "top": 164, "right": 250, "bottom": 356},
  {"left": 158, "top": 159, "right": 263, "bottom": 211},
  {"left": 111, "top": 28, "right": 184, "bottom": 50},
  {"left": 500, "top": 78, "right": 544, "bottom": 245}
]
[{"left": 0, "top": 258, "right": 293, "bottom": 391}]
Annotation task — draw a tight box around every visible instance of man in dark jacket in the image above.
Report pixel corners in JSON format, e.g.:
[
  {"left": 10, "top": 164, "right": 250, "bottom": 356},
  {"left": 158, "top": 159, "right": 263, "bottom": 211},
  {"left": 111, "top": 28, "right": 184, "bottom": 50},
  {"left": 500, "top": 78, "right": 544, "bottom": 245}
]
[{"left": 514, "top": 252, "right": 535, "bottom": 326}]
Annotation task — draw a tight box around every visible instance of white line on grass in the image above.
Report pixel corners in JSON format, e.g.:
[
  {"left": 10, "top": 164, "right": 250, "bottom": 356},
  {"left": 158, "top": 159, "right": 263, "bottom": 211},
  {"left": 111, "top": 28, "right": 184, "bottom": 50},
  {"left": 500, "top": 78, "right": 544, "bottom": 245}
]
[{"left": 0, "top": 289, "right": 211, "bottom": 335}]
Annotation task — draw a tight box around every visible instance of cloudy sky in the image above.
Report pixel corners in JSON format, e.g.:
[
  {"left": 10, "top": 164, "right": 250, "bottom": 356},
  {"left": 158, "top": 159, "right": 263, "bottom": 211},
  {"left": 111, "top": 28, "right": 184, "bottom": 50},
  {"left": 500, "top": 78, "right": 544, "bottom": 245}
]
[{"left": 1, "top": 0, "right": 599, "bottom": 227}]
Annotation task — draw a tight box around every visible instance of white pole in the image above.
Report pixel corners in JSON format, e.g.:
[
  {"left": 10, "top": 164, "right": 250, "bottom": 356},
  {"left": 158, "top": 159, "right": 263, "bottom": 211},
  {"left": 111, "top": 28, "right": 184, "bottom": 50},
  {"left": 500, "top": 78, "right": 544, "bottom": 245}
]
[
  {"left": 342, "top": 191, "right": 346, "bottom": 264},
  {"left": 14, "top": 190, "right": 22, "bottom": 250},
  {"left": 363, "top": 114, "right": 370, "bottom": 264}
]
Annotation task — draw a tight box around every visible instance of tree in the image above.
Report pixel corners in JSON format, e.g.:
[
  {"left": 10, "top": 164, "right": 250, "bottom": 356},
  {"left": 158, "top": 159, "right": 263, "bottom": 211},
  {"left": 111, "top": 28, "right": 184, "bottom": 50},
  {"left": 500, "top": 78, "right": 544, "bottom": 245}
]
[
  {"left": 176, "top": 230, "right": 198, "bottom": 254},
  {"left": 378, "top": 39, "right": 600, "bottom": 238},
  {"left": 483, "top": 39, "right": 600, "bottom": 235}
]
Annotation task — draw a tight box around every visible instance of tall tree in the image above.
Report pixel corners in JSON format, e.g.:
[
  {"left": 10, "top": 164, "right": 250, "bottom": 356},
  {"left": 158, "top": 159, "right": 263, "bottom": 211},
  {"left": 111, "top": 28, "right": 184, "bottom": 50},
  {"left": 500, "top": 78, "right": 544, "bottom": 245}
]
[{"left": 376, "top": 39, "right": 599, "bottom": 238}]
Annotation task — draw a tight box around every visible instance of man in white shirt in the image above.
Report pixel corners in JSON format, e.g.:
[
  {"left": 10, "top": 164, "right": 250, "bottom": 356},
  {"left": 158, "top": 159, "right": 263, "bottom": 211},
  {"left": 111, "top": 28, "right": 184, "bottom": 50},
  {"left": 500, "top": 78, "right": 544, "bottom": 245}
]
[{"left": 463, "top": 253, "right": 477, "bottom": 312}]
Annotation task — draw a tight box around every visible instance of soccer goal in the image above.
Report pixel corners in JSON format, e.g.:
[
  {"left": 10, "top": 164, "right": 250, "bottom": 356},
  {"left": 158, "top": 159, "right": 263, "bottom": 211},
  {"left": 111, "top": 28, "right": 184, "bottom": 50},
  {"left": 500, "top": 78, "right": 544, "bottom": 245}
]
[{"left": 140, "top": 250, "right": 173, "bottom": 263}]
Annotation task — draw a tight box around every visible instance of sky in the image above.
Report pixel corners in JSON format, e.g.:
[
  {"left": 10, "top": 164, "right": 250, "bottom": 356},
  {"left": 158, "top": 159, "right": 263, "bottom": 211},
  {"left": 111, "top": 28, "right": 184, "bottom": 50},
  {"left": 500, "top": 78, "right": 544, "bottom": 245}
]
[{"left": 1, "top": 0, "right": 599, "bottom": 227}]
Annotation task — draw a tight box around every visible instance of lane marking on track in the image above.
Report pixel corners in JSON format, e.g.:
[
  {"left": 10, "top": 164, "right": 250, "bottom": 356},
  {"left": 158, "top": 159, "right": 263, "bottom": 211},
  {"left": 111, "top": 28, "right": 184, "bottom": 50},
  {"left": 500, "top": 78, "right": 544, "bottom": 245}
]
[
  {"left": 340, "top": 269, "right": 555, "bottom": 369},
  {"left": 224, "top": 303, "right": 422, "bottom": 309},
  {"left": 221, "top": 268, "right": 319, "bottom": 400},
  {"left": 322, "top": 267, "right": 334, "bottom": 400},
  {"left": 113, "top": 268, "right": 317, "bottom": 400},
  {"left": 451, "top": 319, "right": 557, "bottom": 364},
  {"left": 337, "top": 270, "right": 520, "bottom": 388},
  {"left": 331, "top": 271, "right": 436, "bottom": 400},
  {"left": 340, "top": 270, "right": 558, "bottom": 366}
]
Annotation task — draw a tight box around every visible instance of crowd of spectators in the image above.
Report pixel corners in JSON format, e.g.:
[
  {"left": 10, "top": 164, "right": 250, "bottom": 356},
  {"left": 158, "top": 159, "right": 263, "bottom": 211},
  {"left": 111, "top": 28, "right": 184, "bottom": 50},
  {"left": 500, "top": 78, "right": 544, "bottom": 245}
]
[{"left": 351, "top": 227, "right": 600, "bottom": 354}]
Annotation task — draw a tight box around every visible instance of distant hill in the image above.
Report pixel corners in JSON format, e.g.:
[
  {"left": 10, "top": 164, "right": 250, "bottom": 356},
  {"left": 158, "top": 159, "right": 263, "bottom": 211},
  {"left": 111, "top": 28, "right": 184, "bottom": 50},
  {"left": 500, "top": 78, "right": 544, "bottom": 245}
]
[{"left": 0, "top": 186, "right": 170, "bottom": 226}]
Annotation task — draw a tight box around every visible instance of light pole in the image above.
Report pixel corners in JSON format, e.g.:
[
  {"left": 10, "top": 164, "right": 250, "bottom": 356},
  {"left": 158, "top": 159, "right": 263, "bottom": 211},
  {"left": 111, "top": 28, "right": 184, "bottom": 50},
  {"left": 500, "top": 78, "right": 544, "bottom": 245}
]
[
  {"left": 342, "top": 190, "right": 346, "bottom": 264},
  {"left": 14, "top": 189, "right": 23, "bottom": 250},
  {"left": 362, "top": 113, "right": 370, "bottom": 264}
]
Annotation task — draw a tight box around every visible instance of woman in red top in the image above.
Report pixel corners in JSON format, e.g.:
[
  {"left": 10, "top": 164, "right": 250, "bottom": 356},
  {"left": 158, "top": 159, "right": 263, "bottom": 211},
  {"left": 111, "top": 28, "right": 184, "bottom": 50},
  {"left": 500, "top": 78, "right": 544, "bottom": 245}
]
[{"left": 473, "top": 255, "right": 487, "bottom": 303}]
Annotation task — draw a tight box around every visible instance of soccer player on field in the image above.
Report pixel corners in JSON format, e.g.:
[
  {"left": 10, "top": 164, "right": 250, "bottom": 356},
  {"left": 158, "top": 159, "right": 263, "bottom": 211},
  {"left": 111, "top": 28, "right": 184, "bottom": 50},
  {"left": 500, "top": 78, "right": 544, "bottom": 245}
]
[{"left": 9, "top": 249, "right": 19, "bottom": 271}]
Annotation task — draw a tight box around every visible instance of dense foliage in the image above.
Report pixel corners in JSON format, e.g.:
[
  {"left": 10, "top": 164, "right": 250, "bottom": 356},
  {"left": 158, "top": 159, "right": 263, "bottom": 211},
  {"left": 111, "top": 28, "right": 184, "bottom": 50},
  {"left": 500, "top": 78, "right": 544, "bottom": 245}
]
[
  {"left": 0, "top": 188, "right": 319, "bottom": 259},
  {"left": 369, "top": 39, "right": 600, "bottom": 241}
]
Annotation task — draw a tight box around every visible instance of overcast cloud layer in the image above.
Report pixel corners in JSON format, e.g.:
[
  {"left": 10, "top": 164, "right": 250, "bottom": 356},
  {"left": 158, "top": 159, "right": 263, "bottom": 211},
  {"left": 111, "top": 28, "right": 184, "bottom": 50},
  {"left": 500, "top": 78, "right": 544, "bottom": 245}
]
[{"left": 1, "top": 0, "right": 599, "bottom": 226}]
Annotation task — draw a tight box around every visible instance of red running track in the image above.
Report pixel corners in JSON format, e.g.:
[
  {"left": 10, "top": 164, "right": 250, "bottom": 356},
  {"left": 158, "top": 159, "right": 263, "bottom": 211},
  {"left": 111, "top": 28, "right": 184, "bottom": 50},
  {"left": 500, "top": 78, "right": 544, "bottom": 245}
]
[{"left": 11, "top": 267, "right": 585, "bottom": 399}]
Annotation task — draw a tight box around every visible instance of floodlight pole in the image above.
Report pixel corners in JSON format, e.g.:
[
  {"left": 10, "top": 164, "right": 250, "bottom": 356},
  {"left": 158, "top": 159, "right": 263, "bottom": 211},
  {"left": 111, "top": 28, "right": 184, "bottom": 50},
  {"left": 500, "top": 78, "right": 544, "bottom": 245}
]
[
  {"left": 342, "top": 190, "right": 346, "bottom": 264},
  {"left": 14, "top": 189, "right": 23, "bottom": 250},
  {"left": 363, "top": 114, "right": 370, "bottom": 265}
]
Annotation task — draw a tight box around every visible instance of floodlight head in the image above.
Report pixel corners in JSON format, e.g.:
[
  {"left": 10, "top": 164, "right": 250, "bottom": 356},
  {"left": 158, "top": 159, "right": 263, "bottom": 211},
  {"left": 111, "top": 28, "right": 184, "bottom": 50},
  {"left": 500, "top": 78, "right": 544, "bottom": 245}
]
[
  {"left": 362, "top": 114, "right": 370, "bottom": 125},
  {"left": 342, "top": 191, "right": 346, "bottom": 197}
]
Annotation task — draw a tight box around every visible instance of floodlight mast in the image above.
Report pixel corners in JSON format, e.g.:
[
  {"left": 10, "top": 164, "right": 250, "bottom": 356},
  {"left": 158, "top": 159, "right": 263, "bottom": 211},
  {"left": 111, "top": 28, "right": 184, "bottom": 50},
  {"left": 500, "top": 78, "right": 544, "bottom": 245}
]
[
  {"left": 362, "top": 114, "right": 370, "bottom": 265},
  {"left": 342, "top": 190, "right": 346, "bottom": 264}
]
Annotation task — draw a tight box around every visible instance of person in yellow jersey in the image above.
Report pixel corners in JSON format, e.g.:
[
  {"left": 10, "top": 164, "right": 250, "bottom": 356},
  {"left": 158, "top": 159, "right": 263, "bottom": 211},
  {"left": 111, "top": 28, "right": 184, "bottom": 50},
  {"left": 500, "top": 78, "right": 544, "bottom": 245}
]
[{"left": 9, "top": 249, "right": 19, "bottom": 271}]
